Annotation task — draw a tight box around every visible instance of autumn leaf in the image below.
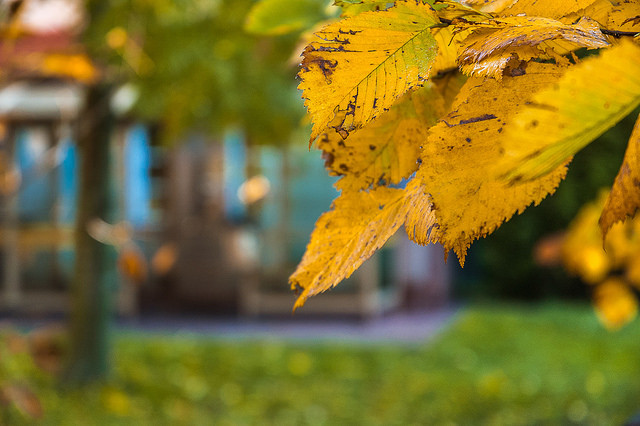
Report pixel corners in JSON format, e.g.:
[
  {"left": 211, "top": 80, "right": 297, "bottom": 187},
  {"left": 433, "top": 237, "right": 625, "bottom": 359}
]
[
  {"left": 608, "top": 0, "right": 640, "bottom": 33},
  {"left": 562, "top": 0, "right": 616, "bottom": 27},
  {"left": 433, "top": 0, "right": 491, "bottom": 21},
  {"left": 457, "top": 16, "right": 609, "bottom": 79},
  {"left": 593, "top": 278, "right": 638, "bottom": 330},
  {"left": 290, "top": 185, "right": 431, "bottom": 308},
  {"left": 600, "top": 114, "right": 640, "bottom": 237},
  {"left": 560, "top": 191, "right": 640, "bottom": 329},
  {"left": 460, "top": 0, "right": 517, "bottom": 14},
  {"left": 431, "top": 26, "right": 469, "bottom": 74},
  {"left": 320, "top": 73, "right": 464, "bottom": 192},
  {"left": 298, "top": 0, "right": 440, "bottom": 143},
  {"left": 492, "top": 0, "right": 601, "bottom": 21},
  {"left": 429, "top": 2, "right": 489, "bottom": 73},
  {"left": 289, "top": 0, "right": 640, "bottom": 306},
  {"left": 562, "top": 192, "right": 612, "bottom": 283},
  {"left": 563, "top": 190, "right": 640, "bottom": 281},
  {"left": 499, "top": 40, "right": 640, "bottom": 184},
  {"left": 412, "top": 63, "right": 568, "bottom": 263},
  {"left": 335, "top": 0, "right": 392, "bottom": 17},
  {"left": 319, "top": 96, "right": 425, "bottom": 192}
]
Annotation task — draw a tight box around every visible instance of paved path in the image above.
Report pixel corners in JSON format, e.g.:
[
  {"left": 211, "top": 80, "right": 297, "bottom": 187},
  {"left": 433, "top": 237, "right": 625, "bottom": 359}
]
[{"left": 117, "top": 308, "right": 459, "bottom": 344}]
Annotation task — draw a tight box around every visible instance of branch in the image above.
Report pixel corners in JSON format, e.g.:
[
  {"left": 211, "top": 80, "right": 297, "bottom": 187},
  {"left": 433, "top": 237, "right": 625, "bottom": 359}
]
[{"left": 601, "top": 28, "right": 640, "bottom": 38}]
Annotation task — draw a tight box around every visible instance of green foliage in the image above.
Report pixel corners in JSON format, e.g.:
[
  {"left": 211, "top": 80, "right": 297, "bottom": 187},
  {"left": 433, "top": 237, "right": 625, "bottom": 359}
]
[
  {"left": 245, "top": 0, "right": 329, "bottom": 35},
  {"left": 85, "top": 0, "right": 304, "bottom": 145},
  {"left": 5, "top": 305, "right": 640, "bottom": 424}
]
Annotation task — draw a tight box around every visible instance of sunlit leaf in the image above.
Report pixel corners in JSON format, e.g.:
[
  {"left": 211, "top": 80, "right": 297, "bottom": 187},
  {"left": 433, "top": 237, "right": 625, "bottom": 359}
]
[
  {"left": 494, "top": 0, "right": 601, "bottom": 21},
  {"left": 561, "top": 0, "right": 615, "bottom": 26},
  {"left": 600, "top": 114, "right": 640, "bottom": 237},
  {"left": 431, "top": 26, "right": 468, "bottom": 74},
  {"left": 500, "top": 40, "right": 640, "bottom": 183},
  {"left": 434, "top": 0, "right": 491, "bottom": 20},
  {"left": 608, "top": 0, "right": 640, "bottom": 33},
  {"left": 413, "top": 63, "right": 568, "bottom": 263},
  {"left": 335, "top": 0, "right": 392, "bottom": 16},
  {"left": 290, "top": 183, "right": 433, "bottom": 308},
  {"left": 320, "top": 73, "right": 464, "bottom": 192},
  {"left": 319, "top": 96, "right": 426, "bottom": 192},
  {"left": 460, "top": 0, "right": 517, "bottom": 14},
  {"left": 298, "top": 0, "right": 440, "bottom": 143},
  {"left": 457, "top": 16, "right": 609, "bottom": 79}
]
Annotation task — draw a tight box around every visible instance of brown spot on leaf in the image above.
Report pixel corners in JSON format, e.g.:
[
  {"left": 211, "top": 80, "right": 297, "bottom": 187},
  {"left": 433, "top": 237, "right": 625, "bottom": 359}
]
[
  {"left": 305, "top": 55, "right": 338, "bottom": 84},
  {"left": 458, "top": 114, "right": 497, "bottom": 126},
  {"left": 322, "top": 151, "right": 334, "bottom": 168}
]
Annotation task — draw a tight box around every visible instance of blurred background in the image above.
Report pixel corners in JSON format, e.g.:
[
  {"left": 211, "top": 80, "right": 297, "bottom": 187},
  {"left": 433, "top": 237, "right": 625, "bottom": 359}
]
[{"left": 1, "top": 0, "right": 640, "bottom": 424}]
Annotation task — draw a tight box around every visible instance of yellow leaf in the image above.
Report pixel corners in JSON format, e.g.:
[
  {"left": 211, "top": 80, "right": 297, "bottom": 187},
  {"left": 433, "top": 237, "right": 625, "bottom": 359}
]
[
  {"left": 319, "top": 73, "right": 464, "bottom": 192},
  {"left": 593, "top": 278, "right": 638, "bottom": 330},
  {"left": 495, "top": 0, "right": 601, "bottom": 21},
  {"left": 298, "top": 0, "right": 440, "bottom": 144},
  {"left": 336, "top": 0, "right": 392, "bottom": 17},
  {"left": 608, "top": 0, "right": 640, "bottom": 33},
  {"left": 600, "top": 114, "right": 640, "bottom": 237},
  {"left": 562, "top": 190, "right": 640, "bottom": 285},
  {"left": 319, "top": 96, "right": 425, "bottom": 192},
  {"left": 412, "top": 63, "right": 568, "bottom": 263},
  {"left": 404, "top": 177, "right": 437, "bottom": 246},
  {"left": 290, "top": 183, "right": 433, "bottom": 308},
  {"left": 431, "top": 26, "right": 468, "bottom": 74},
  {"left": 562, "top": 193, "right": 612, "bottom": 283},
  {"left": 458, "top": 17, "right": 609, "bottom": 79},
  {"left": 563, "top": 0, "right": 615, "bottom": 26},
  {"left": 500, "top": 39, "right": 640, "bottom": 183},
  {"left": 460, "top": 0, "right": 517, "bottom": 14},
  {"left": 434, "top": 0, "right": 491, "bottom": 21}
]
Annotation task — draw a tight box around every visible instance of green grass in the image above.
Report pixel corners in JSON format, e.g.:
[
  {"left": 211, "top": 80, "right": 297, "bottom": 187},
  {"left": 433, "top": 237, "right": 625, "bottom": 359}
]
[{"left": 6, "top": 304, "right": 640, "bottom": 425}]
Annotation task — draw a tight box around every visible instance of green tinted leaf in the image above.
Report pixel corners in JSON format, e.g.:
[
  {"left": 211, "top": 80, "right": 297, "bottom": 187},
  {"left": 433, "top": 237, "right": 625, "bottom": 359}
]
[{"left": 245, "top": 0, "right": 328, "bottom": 35}]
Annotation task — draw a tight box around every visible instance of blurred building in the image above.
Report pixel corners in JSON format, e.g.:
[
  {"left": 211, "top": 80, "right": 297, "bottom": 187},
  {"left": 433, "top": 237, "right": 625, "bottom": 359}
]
[{"left": 0, "top": 0, "right": 450, "bottom": 319}]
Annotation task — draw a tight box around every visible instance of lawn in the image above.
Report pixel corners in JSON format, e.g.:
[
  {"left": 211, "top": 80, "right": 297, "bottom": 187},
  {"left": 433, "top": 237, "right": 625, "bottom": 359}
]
[{"left": 4, "top": 304, "right": 640, "bottom": 425}]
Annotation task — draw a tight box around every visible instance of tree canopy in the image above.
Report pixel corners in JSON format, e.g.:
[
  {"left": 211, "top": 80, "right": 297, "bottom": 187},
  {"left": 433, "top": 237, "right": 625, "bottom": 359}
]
[{"left": 85, "top": 0, "right": 305, "bottom": 144}]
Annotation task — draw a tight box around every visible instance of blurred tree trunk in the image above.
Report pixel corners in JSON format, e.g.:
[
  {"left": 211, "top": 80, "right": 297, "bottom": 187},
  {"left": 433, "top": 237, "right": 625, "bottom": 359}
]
[{"left": 63, "top": 84, "right": 116, "bottom": 385}]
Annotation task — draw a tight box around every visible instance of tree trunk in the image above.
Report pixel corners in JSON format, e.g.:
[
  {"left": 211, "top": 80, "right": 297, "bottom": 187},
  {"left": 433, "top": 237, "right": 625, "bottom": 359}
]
[{"left": 63, "top": 84, "right": 116, "bottom": 385}]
